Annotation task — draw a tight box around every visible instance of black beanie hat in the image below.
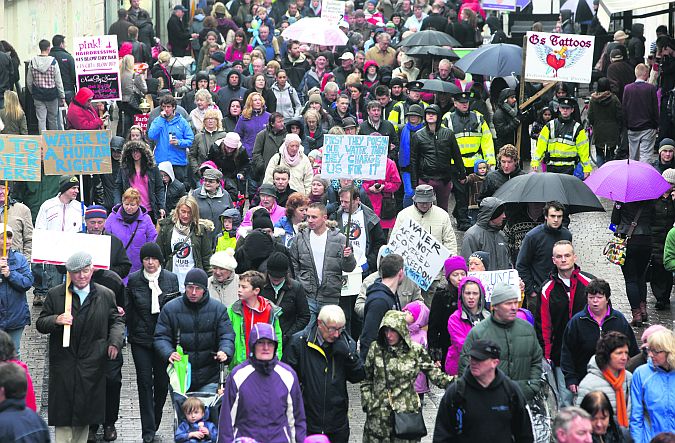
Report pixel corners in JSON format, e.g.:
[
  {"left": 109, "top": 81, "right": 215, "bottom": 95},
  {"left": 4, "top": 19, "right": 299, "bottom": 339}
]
[
  {"left": 59, "top": 175, "right": 79, "bottom": 194},
  {"left": 266, "top": 252, "right": 289, "bottom": 278},
  {"left": 140, "top": 242, "right": 164, "bottom": 263},
  {"left": 252, "top": 209, "right": 274, "bottom": 231},
  {"left": 185, "top": 268, "right": 209, "bottom": 291}
]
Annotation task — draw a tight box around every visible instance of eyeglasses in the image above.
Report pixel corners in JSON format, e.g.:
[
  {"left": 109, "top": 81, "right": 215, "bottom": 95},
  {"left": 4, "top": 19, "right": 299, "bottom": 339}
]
[
  {"left": 587, "top": 295, "right": 605, "bottom": 300},
  {"left": 320, "top": 320, "right": 345, "bottom": 334},
  {"left": 645, "top": 348, "right": 667, "bottom": 355}
]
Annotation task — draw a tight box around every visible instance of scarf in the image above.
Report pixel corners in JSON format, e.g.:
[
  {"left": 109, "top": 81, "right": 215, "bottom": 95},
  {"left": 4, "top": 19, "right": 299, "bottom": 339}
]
[
  {"left": 199, "top": 184, "right": 224, "bottom": 198},
  {"left": 282, "top": 144, "right": 301, "bottom": 167},
  {"left": 174, "top": 221, "right": 192, "bottom": 237},
  {"left": 144, "top": 267, "right": 162, "bottom": 314},
  {"left": 399, "top": 121, "right": 424, "bottom": 167},
  {"left": 602, "top": 367, "right": 628, "bottom": 427},
  {"left": 122, "top": 208, "right": 140, "bottom": 224}
]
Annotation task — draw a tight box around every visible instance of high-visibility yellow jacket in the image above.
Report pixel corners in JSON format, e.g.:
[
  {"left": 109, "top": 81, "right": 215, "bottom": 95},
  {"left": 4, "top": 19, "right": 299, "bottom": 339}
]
[
  {"left": 442, "top": 110, "right": 495, "bottom": 170},
  {"left": 388, "top": 99, "right": 429, "bottom": 127},
  {"left": 532, "top": 119, "right": 591, "bottom": 173}
]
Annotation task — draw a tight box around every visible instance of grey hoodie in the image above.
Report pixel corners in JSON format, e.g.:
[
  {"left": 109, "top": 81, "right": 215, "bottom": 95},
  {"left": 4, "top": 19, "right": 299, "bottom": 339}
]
[
  {"left": 27, "top": 55, "right": 65, "bottom": 99},
  {"left": 461, "top": 197, "right": 512, "bottom": 270}
]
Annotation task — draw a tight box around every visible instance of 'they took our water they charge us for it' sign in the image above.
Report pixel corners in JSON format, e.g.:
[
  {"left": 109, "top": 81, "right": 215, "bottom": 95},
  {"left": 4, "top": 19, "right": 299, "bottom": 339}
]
[{"left": 321, "top": 134, "right": 388, "bottom": 180}]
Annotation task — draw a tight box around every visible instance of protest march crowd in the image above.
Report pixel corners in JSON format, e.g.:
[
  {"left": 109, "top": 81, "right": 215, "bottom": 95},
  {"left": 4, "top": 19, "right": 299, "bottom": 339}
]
[{"left": 0, "top": 0, "right": 674, "bottom": 442}]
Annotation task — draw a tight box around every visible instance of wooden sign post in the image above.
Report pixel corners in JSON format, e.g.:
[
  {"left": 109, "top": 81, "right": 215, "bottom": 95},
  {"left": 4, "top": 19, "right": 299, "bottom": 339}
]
[{"left": 63, "top": 273, "right": 72, "bottom": 347}]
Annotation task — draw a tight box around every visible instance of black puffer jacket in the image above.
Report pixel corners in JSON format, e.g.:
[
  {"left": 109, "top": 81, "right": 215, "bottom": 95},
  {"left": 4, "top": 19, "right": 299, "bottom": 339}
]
[
  {"left": 410, "top": 124, "right": 466, "bottom": 184},
  {"left": 282, "top": 324, "right": 365, "bottom": 435},
  {"left": 650, "top": 196, "right": 675, "bottom": 265},
  {"left": 261, "top": 277, "right": 310, "bottom": 346},
  {"left": 126, "top": 268, "right": 180, "bottom": 346},
  {"left": 154, "top": 291, "right": 235, "bottom": 389},
  {"left": 478, "top": 166, "right": 526, "bottom": 202}
]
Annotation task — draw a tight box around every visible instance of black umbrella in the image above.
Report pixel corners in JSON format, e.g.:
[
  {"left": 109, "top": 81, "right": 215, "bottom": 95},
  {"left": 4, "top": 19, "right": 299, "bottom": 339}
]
[
  {"left": 398, "top": 30, "right": 460, "bottom": 48},
  {"left": 418, "top": 79, "right": 462, "bottom": 94},
  {"left": 455, "top": 44, "right": 522, "bottom": 77},
  {"left": 405, "top": 46, "right": 460, "bottom": 61},
  {"left": 492, "top": 172, "right": 604, "bottom": 214}
]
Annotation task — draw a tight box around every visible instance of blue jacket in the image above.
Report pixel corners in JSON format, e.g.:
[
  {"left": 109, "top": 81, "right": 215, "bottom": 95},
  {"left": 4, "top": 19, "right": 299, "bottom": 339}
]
[
  {"left": 274, "top": 216, "right": 295, "bottom": 247},
  {"left": 175, "top": 409, "right": 218, "bottom": 443},
  {"left": 147, "top": 113, "right": 194, "bottom": 166},
  {"left": 154, "top": 292, "right": 235, "bottom": 390},
  {"left": 0, "top": 398, "right": 50, "bottom": 443},
  {"left": 0, "top": 249, "right": 34, "bottom": 331},
  {"left": 630, "top": 359, "right": 675, "bottom": 443}
]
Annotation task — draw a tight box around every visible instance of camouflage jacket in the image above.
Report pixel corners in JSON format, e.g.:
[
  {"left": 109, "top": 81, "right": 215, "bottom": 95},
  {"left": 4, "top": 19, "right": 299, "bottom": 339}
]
[{"left": 361, "top": 311, "right": 454, "bottom": 441}]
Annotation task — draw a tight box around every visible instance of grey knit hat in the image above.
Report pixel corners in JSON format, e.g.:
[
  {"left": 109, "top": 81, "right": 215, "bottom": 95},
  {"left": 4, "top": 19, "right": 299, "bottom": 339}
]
[
  {"left": 663, "top": 168, "right": 675, "bottom": 185},
  {"left": 490, "top": 282, "right": 519, "bottom": 306},
  {"left": 65, "top": 251, "right": 93, "bottom": 272}
]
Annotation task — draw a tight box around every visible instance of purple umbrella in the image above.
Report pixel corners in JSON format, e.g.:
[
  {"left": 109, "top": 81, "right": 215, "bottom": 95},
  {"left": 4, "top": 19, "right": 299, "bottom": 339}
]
[{"left": 584, "top": 159, "right": 671, "bottom": 202}]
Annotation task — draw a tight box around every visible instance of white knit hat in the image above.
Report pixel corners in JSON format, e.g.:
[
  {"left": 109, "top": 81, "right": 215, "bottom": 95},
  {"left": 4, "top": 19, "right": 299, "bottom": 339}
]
[{"left": 210, "top": 248, "right": 237, "bottom": 271}]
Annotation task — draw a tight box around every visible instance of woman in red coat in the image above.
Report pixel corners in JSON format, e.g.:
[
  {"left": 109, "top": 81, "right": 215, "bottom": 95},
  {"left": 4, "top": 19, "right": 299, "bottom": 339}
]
[
  {"left": 66, "top": 87, "right": 105, "bottom": 130},
  {"left": 362, "top": 157, "right": 401, "bottom": 233}
]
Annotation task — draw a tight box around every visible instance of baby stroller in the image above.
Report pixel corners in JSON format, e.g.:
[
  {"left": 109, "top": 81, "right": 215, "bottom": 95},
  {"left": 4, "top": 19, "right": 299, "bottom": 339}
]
[{"left": 170, "top": 362, "right": 228, "bottom": 442}]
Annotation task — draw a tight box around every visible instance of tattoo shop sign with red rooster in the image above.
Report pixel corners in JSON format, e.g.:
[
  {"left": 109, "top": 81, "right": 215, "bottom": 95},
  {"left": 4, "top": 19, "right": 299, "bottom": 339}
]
[{"left": 524, "top": 32, "right": 595, "bottom": 84}]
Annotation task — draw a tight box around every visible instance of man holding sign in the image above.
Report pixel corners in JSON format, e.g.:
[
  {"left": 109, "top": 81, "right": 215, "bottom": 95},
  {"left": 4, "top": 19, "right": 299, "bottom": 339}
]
[{"left": 36, "top": 252, "right": 124, "bottom": 443}]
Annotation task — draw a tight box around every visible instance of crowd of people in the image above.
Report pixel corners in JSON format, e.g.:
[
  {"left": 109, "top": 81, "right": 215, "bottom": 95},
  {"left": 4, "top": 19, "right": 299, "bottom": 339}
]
[{"left": 0, "top": 0, "right": 675, "bottom": 443}]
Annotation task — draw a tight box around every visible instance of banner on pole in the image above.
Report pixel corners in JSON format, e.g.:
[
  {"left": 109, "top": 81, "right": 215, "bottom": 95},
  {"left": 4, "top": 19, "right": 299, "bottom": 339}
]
[
  {"left": 525, "top": 32, "right": 595, "bottom": 84},
  {"left": 321, "top": 134, "right": 388, "bottom": 180},
  {"left": 321, "top": 0, "right": 346, "bottom": 26},
  {"left": 0, "top": 135, "right": 43, "bottom": 181},
  {"left": 42, "top": 130, "right": 112, "bottom": 175},
  {"left": 74, "top": 35, "right": 121, "bottom": 101},
  {"left": 468, "top": 269, "right": 520, "bottom": 303},
  {"left": 32, "top": 229, "right": 111, "bottom": 269},
  {"left": 383, "top": 219, "right": 451, "bottom": 291},
  {"left": 482, "top": 0, "right": 517, "bottom": 11}
]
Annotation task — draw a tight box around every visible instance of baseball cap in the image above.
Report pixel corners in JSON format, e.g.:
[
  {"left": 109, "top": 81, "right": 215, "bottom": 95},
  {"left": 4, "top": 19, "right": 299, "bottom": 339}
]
[{"left": 469, "top": 339, "right": 501, "bottom": 361}]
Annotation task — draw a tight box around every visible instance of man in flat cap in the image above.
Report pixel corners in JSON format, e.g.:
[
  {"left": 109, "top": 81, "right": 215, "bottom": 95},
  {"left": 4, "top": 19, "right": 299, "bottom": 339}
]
[{"left": 36, "top": 251, "right": 124, "bottom": 443}]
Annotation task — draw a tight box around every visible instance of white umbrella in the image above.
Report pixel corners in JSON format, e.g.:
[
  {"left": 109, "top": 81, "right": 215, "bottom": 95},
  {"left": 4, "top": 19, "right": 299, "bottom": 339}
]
[{"left": 281, "top": 17, "right": 348, "bottom": 46}]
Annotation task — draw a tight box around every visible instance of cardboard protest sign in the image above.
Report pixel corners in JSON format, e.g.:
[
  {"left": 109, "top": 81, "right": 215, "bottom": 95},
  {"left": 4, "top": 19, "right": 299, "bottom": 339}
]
[
  {"left": 321, "top": 0, "right": 346, "bottom": 26},
  {"left": 0, "top": 135, "right": 43, "bottom": 181},
  {"left": 42, "top": 130, "right": 112, "bottom": 175},
  {"left": 482, "top": 0, "right": 516, "bottom": 11},
  {"left": 383, "top": 219, "right": 451, "bottom": 291},
  {"left": 525, "top": 32, "right": 595, "bottom": 84},
  {"left": 134, "top": 113, "right": 150, "bottom": 133},
  {"left": 74, "top": 35, "right": 121, "bottom": 100},
  {"left": 468, "top": 269, "right": 520, "bottom": 303},
  {"left": 341, "top": 269, "right": 363, "bottom": 296},
  {"left": 32, "top": 229, "right": 111, "bottom": 269},
  {"left": 322, "top": 134, "right": 388, "bottom": 180}
]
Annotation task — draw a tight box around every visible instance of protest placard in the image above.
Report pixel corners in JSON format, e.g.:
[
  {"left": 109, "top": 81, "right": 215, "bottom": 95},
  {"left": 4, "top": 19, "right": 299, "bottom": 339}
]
[
  {"left": 32, "top": 229, "right": 111, "bottom": 269},
  {"left": 134, "top": 113, "right": 150, "bottom": 133},
  {"left": 321, "top": 134, "right": 388, "bottom": 180},
  {"left": 0, "top": 135, "right": 43, "bottom": 181},
  {"left": 321, "top": 0, "right": 345, "bottom": 26},
  {"left": 468, "top": 269, "right": 520, "bottom": 303},
  {"left": 482, "top": 0, "right": 516, "bottom": 11},
  {"left": 341, "top": 269, "right": 363, "bottom": 297},
  {"left": 42, "top": 130, "right": 112, "bottom": 175},
  {"left": 383, "top": 219, "right": 451, "bottom": 291},
  {"left": 525, "top": 32, "right": 595, "bottom": 84},
  {"left": 74, "top": 35, "right": 121, "bottom": 100}
]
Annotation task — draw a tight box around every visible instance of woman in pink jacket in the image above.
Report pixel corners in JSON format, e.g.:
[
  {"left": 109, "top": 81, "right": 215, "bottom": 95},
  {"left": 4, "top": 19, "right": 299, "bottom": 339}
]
[
  {"left": 362, "top": 157, "right": 401, "bottom": 233},
  {"left": 445, "top": 276, "right": 490, "bottom": 375}
]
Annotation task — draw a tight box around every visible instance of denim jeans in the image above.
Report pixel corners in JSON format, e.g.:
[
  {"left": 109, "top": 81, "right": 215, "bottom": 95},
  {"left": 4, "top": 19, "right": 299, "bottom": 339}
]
[
  {"left": 6, "top": 327, "right": 24, "bottom": 360},
  {"left": 32, "top": 263, "right": 63, "bottom": 297}
]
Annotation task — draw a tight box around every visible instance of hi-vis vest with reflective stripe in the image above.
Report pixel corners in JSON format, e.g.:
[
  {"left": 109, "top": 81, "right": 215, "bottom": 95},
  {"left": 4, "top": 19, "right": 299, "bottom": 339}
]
[
  {"left": 388, "top": 99, "right": 428, "bottom": 127},
  {"left": 442, "top": 110, "right": 496, "bottom": 169},
  {"left": 533, "top": 119, "right": 591, "bottom": 173}
]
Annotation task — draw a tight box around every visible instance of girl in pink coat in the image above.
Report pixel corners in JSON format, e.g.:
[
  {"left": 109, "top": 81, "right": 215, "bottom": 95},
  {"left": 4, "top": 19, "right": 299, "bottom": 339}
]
[
  {"left": 362, "top": 157, "right": 402, "bottom": 231},
  {"left": 403, "top": 300, "right": 431, "bottom": 398},
  {"left": 444, "top": 276, "right": 490, "bottom": 375}
]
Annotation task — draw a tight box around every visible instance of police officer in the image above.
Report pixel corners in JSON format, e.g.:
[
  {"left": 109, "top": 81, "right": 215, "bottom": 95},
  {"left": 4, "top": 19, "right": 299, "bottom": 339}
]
[
  {"left": 442, "top": 91, "right": 495, "bottom": 231},
  {"left": 532, "top": 97, "right": 591, "bottom": 178},
  {"left": 388, "top": 80, "right": 429, "bottom": 127}
]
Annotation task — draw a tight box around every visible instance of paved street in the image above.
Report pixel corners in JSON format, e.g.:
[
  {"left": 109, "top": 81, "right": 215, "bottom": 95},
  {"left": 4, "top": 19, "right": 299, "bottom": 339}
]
[{"left": 21, "top": 198, "right": 673, "bottom": 442}]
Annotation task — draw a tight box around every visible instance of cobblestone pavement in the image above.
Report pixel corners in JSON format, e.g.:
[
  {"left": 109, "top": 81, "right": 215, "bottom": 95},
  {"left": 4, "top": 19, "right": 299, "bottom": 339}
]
[{"left": 22, "top": 198, "right": 673, "bottom": 442}]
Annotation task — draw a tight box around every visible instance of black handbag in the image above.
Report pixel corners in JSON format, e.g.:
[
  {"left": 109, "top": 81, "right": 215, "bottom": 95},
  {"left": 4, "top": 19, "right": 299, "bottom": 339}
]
[
  {"left": 382, "top": 350, "right": 427, "bottom": 440},
  {"left": 380, "top": 192, "right": 397, "bottom": 220},
  {"left": 128, "top": 74, "right": 143, "bottom": 111}
]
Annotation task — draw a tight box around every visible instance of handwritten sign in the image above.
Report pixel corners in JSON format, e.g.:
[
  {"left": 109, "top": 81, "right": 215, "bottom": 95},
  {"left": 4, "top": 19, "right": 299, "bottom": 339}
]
[
  {"left": 383, "top": 219, "right": 451, "bottom": 291},
  {"left": 321, "top": 134, "right": 388, "bottom": 180},
  {"left": 74, "top": 35, "right": 121, "bottom": 101},
  {"left": 0, "top": 135, "right": 43, "bottom": 181},
  {"left": 134, "top": 113, "right": 150, "bottom": 133},
  {"left": 42, "top": 130, "right": 112, "bottom": 175},
  {"left": 468, "top": 269, "right": 520, "bottom": 303},
  {"left": 32, "top": 229, "right": 111, "bottom": 269},
  {"left": 482, "top": 0, "right": 516, "bottom": 11},
  {"left": 321, "top": 0, "right": 345, "bottom": 26},
  {"left": 525, "top": 32, "right": 595, "bottom": 84}
]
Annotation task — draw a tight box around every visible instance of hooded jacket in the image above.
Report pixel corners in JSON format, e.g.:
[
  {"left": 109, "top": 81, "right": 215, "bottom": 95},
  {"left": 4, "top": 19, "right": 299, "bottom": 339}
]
[
  {"left": 576, "top": 355, "right": 632, "bottom": 423},
  {"left": 587, "top": 90, "right": 623, "bottom": 148},
  {"left": 66, "top": 88, "right": 104, "bottom": 130},
  {"left": 215, "top": 207, "right": 241, "bottom": 252},
  {"left": 461, "top": 197, "right": 511, "bottom": 270},
  {"left": 219, "top": 323, "right": 306, "bottom": 443},
  {"left": 361, "top": 311, "right": 453, "bottom": 441},
  {"left": 282, "top": 52, "right": 310, "bottom": 90},
  {"left": 628, "top": 23, "right": 646, "bottom": 67},
  {"left": 359, "top": 280, "right": 402, "bottom": 362},
  {"left": 289, "top": 220, "right": 357, "bottom": 305},
  {"left": 283, "top": 322, "right": 365, "bottom": 436},
  {"left": 0, "top": 398, "right": 50, "bottom": 443},
  {"left": 158, "top": 161, "right": 187, "bottom": 213},
  {"left": 216, "top": 71, "right": 247, "bottom": 109},
  {"left": 154, "top": 290, "right": 235, "bottom": 389},
  {"left": 493, "top": 88, "right": 521, "bottom": 150},
  {"left": 272, "top": 81, "right": 301, "bottom": 119},
  {"left": 629, "top": 358, "right": 675, "bottom": 443},
  {"left": 445, "top": 276, "right": 490, "bottom": 375},
  {"left": 0, "top": 249, "right": 34, "bottom": 331},
  {"left": 116, "top": 141, "right": 166, "bottom": 220},
  {"left": 26, "top": 54, "right": 65, "bottom": 100}
]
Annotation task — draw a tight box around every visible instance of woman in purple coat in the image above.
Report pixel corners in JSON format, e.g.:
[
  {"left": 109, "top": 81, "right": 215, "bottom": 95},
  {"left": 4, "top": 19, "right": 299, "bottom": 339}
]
[
  {"left": 234, "top": 92, "right": 270, "bottom": 158},
  {"left": 105, "top": 187, "right": 158, "bottom": 281}
]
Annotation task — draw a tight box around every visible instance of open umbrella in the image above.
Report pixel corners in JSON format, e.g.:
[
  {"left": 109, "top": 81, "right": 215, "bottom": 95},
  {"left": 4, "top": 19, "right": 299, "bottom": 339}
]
[
  {"left": 398, "top": 30, "right": 460, "bottom": 48},
  {"left": 418, "top": 79, "right": 462, "bottom": 94},
  {"left": 492, "top": 172, "right": 604, "bottom": 214},
  {"left": 455, "top": 44, "right": 522, "bottom": 77},
  {"left": 281, "top": 17, "right": 348, "bottom": 46},
  {"left": 405, "top": 46, "right": 460, "bottom": 61},
  {"left": 584, "top": 159, "right": 671, "bottom": 202},
  {"left": 560, "top": 0, "right": 594, "bottom": 23},
  {"left": 167, "top": 344, "right": 191, "bottom": 395}
]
